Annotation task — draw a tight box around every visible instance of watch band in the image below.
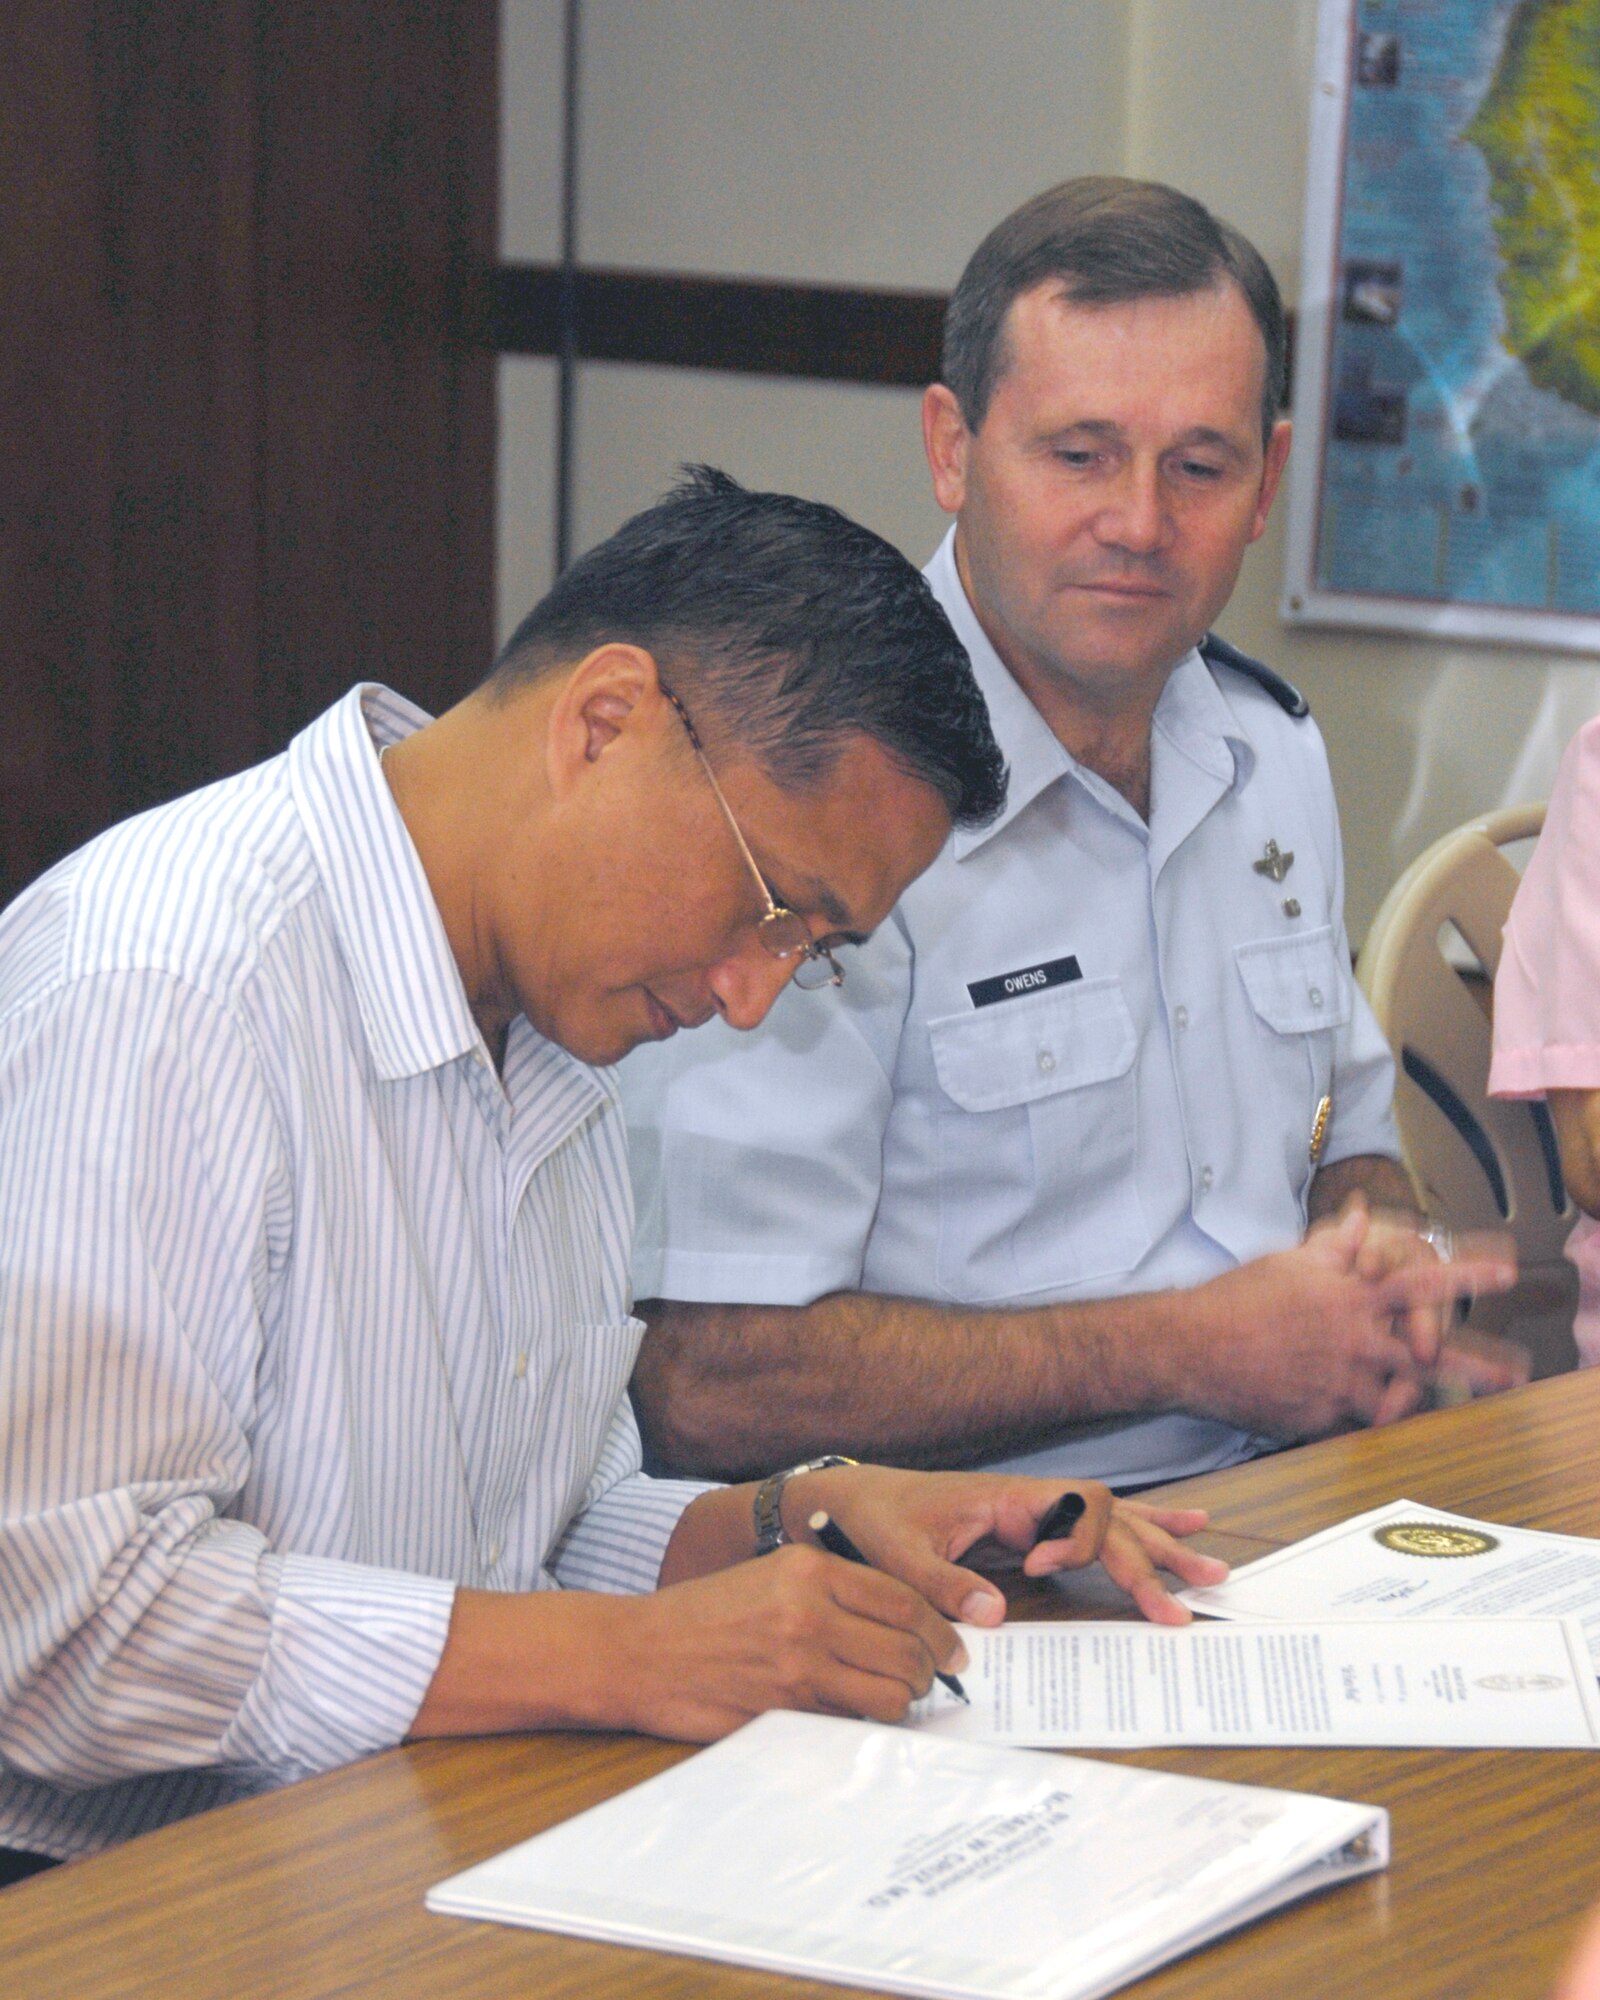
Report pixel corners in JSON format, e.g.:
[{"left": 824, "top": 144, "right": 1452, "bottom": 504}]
[{"left": 752, "top": 1455, "right": 857, "bottom": 1556}]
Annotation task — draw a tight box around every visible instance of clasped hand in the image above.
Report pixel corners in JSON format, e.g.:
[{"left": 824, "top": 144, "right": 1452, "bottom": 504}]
[{"left": 1186, "top": 1200, "right": 1520, "bottom": 1439}]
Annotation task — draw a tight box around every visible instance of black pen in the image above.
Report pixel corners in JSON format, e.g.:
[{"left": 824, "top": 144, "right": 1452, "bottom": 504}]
[
  {"left": 806, "top": 1510, "right": 970, "bottom": 1704},
  {"left": 1033, "top": 1490, "right": 1087, "bottom": 1546}
]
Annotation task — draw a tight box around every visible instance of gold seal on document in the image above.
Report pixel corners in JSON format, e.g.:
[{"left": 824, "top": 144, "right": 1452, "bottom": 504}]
[{"left": 1374, "top": 1522, "right": 1499, "bottom": 1558}]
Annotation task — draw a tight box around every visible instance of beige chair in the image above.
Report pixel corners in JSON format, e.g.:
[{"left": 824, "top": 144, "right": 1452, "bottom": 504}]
[{"left": 1356, "top": 802, "right": 1578, "bottom": 1377}]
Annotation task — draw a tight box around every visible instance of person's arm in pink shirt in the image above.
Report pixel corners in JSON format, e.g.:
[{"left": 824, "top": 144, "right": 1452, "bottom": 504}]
[{"left": 1491, "top": 716, "right": 1600, "bottom": 1217}]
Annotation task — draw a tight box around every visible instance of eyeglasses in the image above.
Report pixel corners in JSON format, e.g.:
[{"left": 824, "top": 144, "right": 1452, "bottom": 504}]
[{"left": 659, "top": 682, "right": 844, "bottom": 991}]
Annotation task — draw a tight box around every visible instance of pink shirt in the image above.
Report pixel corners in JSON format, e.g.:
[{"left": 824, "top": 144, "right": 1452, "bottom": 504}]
[{"left": 1490, "top": 714, "right": 1600, "bottom": 1364}]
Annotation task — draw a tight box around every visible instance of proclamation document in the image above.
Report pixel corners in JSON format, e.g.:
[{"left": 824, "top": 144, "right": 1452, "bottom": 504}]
[
  {"left": 907, "top": 1617, "right": 1600, "bottom": 1749},
  {"left": 1180, "top": 1500, "right": 1600, "bottom": 1670},
  {"left": 429, "top": 1710, "right": 1387, "bottom": 2000}
]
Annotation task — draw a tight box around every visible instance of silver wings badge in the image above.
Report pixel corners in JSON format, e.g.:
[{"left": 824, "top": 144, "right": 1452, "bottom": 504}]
[{"left": 1253, "top": 839, "right": 1294, "bottom": 883}]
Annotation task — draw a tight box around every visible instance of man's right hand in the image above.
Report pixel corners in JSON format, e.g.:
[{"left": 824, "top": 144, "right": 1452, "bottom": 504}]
[
  {"left": 1175, "top": 1204, "right": 1517, "bottom": 1439},
  {"left": 604, "top": 1544, "right": 963, "bottom": 1741},
  {"left": 408, "top": 1553, "right": 962, "bottom": 1744}
]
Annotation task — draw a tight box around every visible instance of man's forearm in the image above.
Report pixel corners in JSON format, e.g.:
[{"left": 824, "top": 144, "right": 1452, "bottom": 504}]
[
  {"left": 409, "top": 1482, "right": 851, "bottom": 1738},
  {"left": 631, "top": 1289, "right": 1186, "bottom": 1481},
  {"left": 631, "top": 1206, "right": 1507, "bottom": 1478}
]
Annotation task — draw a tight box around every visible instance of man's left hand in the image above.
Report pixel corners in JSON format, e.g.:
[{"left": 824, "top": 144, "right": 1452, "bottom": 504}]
[
  {"left": 1318, "top": 1198, "right": 1523, "bottom": 1420},
  {"left": 782, "top": 1463, "right": 1228, "bottom": 1631}
]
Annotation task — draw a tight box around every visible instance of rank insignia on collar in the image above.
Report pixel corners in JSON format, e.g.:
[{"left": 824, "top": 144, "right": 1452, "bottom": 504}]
[{"left": 1253, "top": 838, "right": 1294, "bottom": 882}]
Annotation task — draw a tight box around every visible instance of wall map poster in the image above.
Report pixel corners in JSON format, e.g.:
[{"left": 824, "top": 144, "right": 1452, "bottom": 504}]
[{"left": 1283, "top": 0, "right": 1600, "bottom": 652}]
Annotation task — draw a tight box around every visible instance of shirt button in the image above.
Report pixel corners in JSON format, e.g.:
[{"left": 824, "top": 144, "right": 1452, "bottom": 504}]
[
  {"left": 1309, "top": 986, "right": 1324, "bottom": 1009},
  {"left": 513, "top": 1351, "right": 528, "bottom": 1380},
  {"left": 1199, "top": 1165, "right": 1215, "bottom": 1193},
  {"left": 486, "top": 1540, "right": 502, "bottom": 1569},
  {"left": 1174, "top": 1006, "right": 1190, "bottom": 1031},
  {"left": 1037, "top": 1048, "right": 1056, "bottom": 1073}
]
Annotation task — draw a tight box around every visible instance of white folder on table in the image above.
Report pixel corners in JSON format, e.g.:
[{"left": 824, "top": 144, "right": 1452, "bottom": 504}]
[{"left": 428, "top": 1709, "right": 1386, "bottom": 2000}]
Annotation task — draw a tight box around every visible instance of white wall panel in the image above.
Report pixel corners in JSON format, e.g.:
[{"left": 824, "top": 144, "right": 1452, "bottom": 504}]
[
  {"left": 501, "top": 0, "right": 567, "bottom": 261},
  {"left": 496, "top": 358, "right": 559, "bottom": 646},
  {"left": 578, "top": 0, "right": 1127, "bottom": 288},
  {"left": 571, "top": 361, "right": 946, "bottom": 568},
  {"left": 1125, "top": 0, "right": 1321, "bottom": 294}
]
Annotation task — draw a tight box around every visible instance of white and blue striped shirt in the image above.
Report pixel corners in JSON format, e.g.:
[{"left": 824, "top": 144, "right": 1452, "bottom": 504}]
[{"left": 0, "top": 684, "right": 708, "bottom": 1858}]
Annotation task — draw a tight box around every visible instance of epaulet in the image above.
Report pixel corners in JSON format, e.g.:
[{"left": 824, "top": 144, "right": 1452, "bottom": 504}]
[{"left": 1199, "top": 632, "right": 1310, "bottom": 719}]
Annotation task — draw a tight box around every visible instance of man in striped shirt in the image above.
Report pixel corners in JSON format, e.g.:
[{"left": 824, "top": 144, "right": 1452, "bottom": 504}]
[{"left": 0, "top": 468, "right": 1222, "bottom": 1871}]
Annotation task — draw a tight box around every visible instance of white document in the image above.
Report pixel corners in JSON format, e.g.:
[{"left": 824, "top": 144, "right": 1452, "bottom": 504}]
[
  {"left": 1180, "top": 1500, "right": 1600, "bottom": 1671},
  {"left": 428, "top": 1709, "right": 1386, "bottom": 2000},
  {"left": 908, "top": 1617, "right": 1600, "bottom": 1749}
]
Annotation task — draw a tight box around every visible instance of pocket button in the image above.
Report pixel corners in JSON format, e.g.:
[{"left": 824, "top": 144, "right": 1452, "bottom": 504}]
[{"left": 1037, "top": 1048, "right": 1056, "bottom": 1073}]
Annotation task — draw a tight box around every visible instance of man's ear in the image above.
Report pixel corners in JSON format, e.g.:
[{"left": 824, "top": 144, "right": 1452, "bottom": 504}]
[
  {"left": 923, "top": 383, "right": 972, "bottom": 516},
  {"left": 1250, "top": 418, "right": 1293, "bottom": 542},
  {"left": 544, "top": 643, "right": 663, "bottom": 798}
]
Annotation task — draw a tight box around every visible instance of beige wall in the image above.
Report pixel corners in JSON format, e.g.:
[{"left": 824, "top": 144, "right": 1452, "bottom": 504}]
[
  {"left": 499, "top": 0, "right": 1600, "bottom": 939},
  {"left": 498, "top": 0, "right": 1128, "bottom": 632}
]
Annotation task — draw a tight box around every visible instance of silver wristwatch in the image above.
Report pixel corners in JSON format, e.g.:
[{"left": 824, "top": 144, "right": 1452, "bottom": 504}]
[{"left": 752, "top": 1455, "right": 857, "bottom": 1556}]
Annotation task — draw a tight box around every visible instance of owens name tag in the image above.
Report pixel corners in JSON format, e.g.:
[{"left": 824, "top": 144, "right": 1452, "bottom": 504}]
[{"left": 967, "top": 955, "right": 1082, "bottom": 1009}]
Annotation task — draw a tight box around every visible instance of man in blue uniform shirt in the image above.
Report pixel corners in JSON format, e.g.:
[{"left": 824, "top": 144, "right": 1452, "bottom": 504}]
[{"left": 622, "top": 180, "right": 1517, "bottom": 1489}]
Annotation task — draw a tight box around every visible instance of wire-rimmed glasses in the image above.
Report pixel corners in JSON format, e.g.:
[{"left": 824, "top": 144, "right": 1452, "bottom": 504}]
[{"left": 659, "top": 682, "right": 845, "bottom": 990}]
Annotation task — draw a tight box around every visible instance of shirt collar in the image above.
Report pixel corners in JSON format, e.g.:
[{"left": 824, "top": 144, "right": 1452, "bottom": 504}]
[
  {"left": 924, "top": 528, "right": 1254, "bottom": 855},
  {"left": 925, "top": 530, "right": 1076, "bottom": 860},
  {"left": 1153, "top": 650, "right": 1257, "bottom": 795},
  {"left": 287, "top": 687, "right": 610, "bottom": 1126},
  {"left": 287, "top": 685, "right": 485, "bottom": 1080}
]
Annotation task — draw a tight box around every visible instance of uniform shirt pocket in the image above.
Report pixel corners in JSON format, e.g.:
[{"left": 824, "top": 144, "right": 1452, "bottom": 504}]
[
  {"left": 1234, "top": 926, "right": 1353, "bottom": 1036},
  {"left": 927, "top": 977, "right": 1148, "bottom": 1299},
  {"left": 1233, "top": 927, "right": 1351, "bottom": 1199}
]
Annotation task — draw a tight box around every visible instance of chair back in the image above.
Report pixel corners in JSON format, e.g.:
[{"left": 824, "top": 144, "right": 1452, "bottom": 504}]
[{"left": 1357, "top": 803, "right": 1577, "bottom": 1375}]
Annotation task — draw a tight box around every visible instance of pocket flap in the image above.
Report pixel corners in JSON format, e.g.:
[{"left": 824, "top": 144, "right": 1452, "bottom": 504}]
[
  {"left": 1234, "top": 926, "right": 1352, "bottom": 1035},
  {"left": 929, "top": 977, "right": 1136, "bottom": 1112}
]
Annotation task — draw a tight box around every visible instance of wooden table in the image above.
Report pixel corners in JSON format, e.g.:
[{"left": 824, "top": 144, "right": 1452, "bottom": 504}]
[{"left": 8, "top": 1371, "right": 1600, "bottom": 1999}]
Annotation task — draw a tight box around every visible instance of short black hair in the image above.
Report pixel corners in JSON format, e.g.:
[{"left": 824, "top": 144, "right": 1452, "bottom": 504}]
[
  {"left": 942, "top": 176, "right": 1287, "bottom": 446},
  {"left": 489, "top": 466, "right": 1006, "bottom": 828}
]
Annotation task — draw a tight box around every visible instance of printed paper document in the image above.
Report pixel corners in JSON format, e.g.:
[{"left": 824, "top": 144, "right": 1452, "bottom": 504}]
[
  {"left": 1180, "top": 1500, "right": 1600, "bottom": 1670},
  {"left": 428, "top": 1709, "right": 1386, "bottom": 2000},
  {"left": 907, "top": 1616, "right": 1600, "bottom": 1748}
]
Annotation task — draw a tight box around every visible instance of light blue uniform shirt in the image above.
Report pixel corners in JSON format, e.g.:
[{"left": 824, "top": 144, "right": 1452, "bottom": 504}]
[{"left": 622, "top": 530, "right": 1399, "bottom": 1488}]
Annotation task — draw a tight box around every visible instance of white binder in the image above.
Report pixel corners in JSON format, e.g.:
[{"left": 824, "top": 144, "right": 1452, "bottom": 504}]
[{"left": 428, "top": 1709, "right": 1387, "bottom": 2000}]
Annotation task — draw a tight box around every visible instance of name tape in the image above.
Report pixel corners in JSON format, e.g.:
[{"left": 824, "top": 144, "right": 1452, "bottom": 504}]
[{"left": 967, "top": 954, "right": 1082, "bottom": 1009}]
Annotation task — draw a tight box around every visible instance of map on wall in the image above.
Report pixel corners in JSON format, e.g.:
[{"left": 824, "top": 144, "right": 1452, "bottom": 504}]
[{"left": 1282, "top": 0, "right": 1600, "bottom": 653}]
